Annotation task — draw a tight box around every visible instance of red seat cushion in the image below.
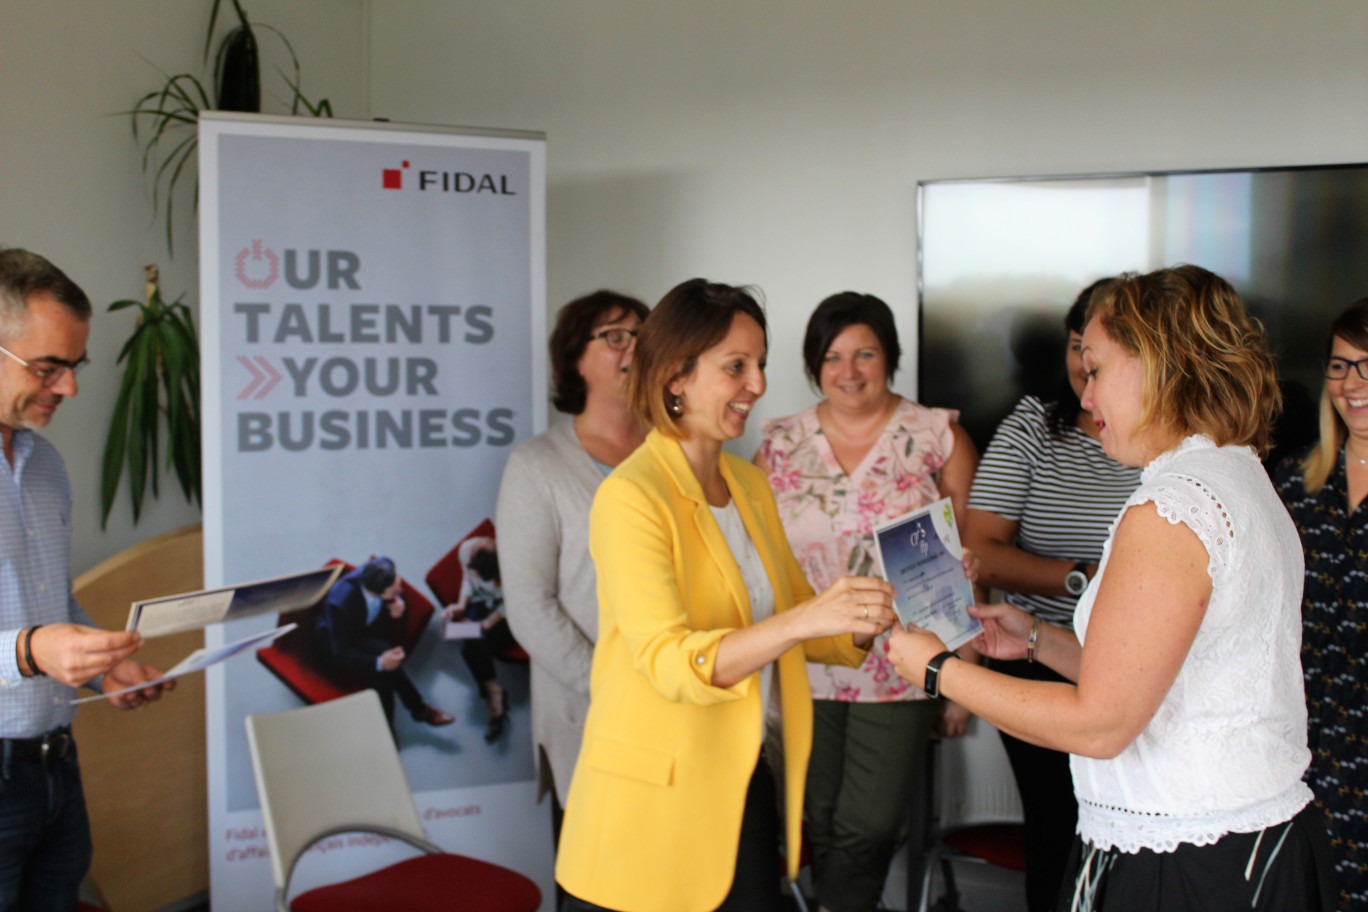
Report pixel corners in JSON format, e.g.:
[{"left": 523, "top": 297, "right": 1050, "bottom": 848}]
[
  {"left": 256, "top": 559, "right": 438, "bottom": 705},
  {"left": 426, "top": 519, "right": 497, "bottom": 607},
  {"left": 257, "top": 644, "right": 353, "bottom": 705},
  {"left": 290, "top": 852, "right": 542, "bottom": 912},
  {"left": 942, "top": 823, "right": 1028, "bottom": 871}
]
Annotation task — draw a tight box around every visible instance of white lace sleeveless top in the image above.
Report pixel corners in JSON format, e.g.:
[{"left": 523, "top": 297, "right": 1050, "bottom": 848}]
[{"left": 1071, "top": 436, "right": 1313, "bottom": 853}]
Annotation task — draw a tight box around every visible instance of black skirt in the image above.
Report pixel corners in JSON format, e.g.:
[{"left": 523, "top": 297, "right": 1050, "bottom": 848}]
[{"left": 1055, "top": 802, "right": 1337, "bottom": 912}]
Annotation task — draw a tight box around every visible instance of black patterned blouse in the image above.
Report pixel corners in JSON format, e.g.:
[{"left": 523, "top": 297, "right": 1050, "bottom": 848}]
[{"left": 1274, "top": 447, "right": 1367, "bottom": 910}]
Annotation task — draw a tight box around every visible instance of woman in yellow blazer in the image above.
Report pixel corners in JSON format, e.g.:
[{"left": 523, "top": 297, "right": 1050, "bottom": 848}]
[{"left": 556, "top": 279, "right": 898, "bottom": 912}]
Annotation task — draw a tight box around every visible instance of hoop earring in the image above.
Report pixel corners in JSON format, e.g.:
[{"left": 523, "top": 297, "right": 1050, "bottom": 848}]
[{"left": 668, "top": 393, "right": 684, "bottom": 416}]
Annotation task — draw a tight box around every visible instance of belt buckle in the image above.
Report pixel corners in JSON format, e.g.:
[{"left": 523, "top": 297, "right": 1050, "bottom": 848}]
[{"left": 40, "top": 732, "right": 70, "bottom": 765}]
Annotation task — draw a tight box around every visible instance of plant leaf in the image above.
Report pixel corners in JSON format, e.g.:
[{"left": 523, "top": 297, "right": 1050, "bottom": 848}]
[{"left": 99, "top": 369, "right": 136, "bottom": 528}]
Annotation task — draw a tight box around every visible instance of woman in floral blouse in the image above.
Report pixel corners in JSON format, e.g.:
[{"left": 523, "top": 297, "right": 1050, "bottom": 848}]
[
  {"left": 1274, "top": 299, "right": 1368, "bottom": 911},
  {"left": 756, "top": 292, "right": 979, "bottom": 912}
]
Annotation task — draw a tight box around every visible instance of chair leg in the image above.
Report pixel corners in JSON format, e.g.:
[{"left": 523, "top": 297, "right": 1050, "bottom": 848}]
[
  {"left": 938, "top": 856, "right": 962, "bottom": 912},
  {"left": 916, "top": 845, "right": 938, "bottom": 912}
]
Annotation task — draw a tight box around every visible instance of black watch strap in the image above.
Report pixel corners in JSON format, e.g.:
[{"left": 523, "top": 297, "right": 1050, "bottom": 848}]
[{"left": 923, "top": 650, "right": 959, "bottom": 699}]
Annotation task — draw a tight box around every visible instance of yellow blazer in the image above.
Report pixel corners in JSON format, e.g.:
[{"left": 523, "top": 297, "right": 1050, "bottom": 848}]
[{"left": 556, "top": 430, "right": 866, "bottom": 912}]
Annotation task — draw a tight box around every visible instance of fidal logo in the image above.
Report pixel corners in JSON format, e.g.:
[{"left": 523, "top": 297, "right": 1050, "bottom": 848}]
[
  {"left": 381, "top": 159, "right": 517, "bottom": 196},
  {"left": 382, "top": 160, "right": 410, "bottom": 190},
  {"left": 235, "top": 240, "right": 280, "bottom": 289}
]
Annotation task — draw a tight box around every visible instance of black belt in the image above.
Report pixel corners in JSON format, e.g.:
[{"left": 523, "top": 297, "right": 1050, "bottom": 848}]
[{"left": 2, "top": 727, "right": 72, "bottom": 765}]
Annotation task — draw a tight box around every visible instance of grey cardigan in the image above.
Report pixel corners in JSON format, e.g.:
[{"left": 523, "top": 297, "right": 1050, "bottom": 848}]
[{"left": 496, "top": 419, "right": 603, "bottom": 802}]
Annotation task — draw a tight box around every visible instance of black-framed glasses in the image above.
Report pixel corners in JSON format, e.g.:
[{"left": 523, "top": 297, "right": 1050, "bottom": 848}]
[
  {"left": 0, "top": 344, "right": 89, "bottom": 387},
  {"left": 1324, "top": 356, "right": 1368, "bottom": 381},
  {"left": 588, "top": 327, "right": 638, "bottom": 351}
]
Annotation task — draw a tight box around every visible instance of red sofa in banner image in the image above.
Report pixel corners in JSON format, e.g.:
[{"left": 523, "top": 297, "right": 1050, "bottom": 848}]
[
  {"left": 256, "top": 559, "right": 436, "bottom": 705},
  {"left": 426, "top": 519, "right": 528, "bottom": 664}
]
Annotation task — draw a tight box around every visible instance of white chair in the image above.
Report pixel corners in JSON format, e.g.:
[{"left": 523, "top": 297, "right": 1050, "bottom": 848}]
[{"left": 245, "top": 689, "right": 542, "bottom": 912}]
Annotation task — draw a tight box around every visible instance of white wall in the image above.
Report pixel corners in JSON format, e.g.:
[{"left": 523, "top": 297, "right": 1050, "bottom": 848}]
[
  {"left": 0, "top": 1, "right": 367, "bottom": 574},
  {"left": 365, "top": 0, "right": 1368, "bottom": 456},
  {"left": 7, "top": 0, "right": 1367, "bottom": 575}
]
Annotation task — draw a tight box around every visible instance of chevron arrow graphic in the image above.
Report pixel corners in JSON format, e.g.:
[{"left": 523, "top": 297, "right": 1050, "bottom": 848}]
[
  {"left": 237, "top": 356, "right": 264, "bottom": 399},
  {"left": 253, "top": 357, "right": 283, "bottom": 399}
]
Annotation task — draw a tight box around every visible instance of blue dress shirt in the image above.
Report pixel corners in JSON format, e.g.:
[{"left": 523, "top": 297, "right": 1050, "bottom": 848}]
[{"left": 0, "top": 430, "right": 96, "bottom": 736}]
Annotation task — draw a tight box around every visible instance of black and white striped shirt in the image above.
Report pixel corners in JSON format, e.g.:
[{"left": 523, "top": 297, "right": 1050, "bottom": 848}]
[{"left": 967, "top": 396, "right": 1141, "bottom": 628}]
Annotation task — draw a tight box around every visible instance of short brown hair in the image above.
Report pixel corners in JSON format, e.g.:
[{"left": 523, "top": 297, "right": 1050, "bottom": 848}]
[
  {"left": 548, "top": 290, "right": 649, "bottom": 415},
  {"left": 1086, "top": 265, "right": 1280, "bottom": 455},
  {"left": 629, "top": 279, "right": 767, "bottom": 436}
]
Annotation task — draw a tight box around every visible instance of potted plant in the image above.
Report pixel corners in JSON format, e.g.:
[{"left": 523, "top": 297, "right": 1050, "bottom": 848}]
[
  {"left": 106, "top": 0, "right": 331, "bottom": 526},
  {"left": 130, "top": 0, "right": 331, "bottom": 252},
  {"left": 100, "top": 266, "right": 201, "bottom": 528}
]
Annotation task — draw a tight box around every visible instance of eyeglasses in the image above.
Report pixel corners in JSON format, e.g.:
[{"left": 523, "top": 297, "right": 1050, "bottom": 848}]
[
  {"left": 588, "top": 327, "right": 638, "bottom": 351},
  {"left": 1324, "top": 356, "right": 1368, "bottom": 381},
  {"left": 0, "top": 344, "right": 89, "bottom": 387}
]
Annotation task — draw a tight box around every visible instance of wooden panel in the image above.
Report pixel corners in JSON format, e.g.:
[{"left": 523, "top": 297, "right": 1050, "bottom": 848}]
[{"left": 71, "top": 524, "right": 206, "bottom": 912}]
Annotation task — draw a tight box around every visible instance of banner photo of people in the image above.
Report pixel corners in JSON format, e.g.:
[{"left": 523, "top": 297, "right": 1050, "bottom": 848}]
[{"left": 198, "top": 113, "right": 548, "bottom": 910}]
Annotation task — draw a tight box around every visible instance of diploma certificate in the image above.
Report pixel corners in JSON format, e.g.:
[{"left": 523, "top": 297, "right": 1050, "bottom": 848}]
[{"left": 873, "top": 497, "right": 981, "bottom": 650}]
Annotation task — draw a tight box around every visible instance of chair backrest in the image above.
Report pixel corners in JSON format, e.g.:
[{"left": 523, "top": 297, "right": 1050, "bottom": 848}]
[{"left": 245, "top": 690, "right": 427, "bottom": 889}]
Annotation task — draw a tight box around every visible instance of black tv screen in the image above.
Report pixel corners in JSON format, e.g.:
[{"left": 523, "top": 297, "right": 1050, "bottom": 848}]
[{"left": 917, "top": 164, "right": 1368, "bottom": 468}]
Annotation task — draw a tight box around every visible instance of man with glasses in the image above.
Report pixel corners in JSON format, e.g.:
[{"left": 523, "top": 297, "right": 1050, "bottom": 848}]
[{"left": 0, "top": 248, "right": 170, "bottom": 909}]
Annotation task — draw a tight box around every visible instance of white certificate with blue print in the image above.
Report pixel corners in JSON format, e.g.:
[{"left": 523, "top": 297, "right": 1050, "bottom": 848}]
[{"left": 873, "top": 497, "right": 981, "bottom": 651}]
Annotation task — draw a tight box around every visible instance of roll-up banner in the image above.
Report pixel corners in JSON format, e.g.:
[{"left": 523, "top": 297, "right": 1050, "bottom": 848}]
[{"left": 198, "top": 112, "right": 549, "bottom": 910}]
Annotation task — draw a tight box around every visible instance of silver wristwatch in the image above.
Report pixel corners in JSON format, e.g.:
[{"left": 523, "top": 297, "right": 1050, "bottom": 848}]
[{"left": 1064, "top": 561, "right": 1090, "bottom": 597}]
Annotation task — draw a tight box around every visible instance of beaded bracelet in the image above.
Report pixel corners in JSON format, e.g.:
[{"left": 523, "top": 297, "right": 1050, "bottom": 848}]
[{"left": 23, "top": 625, "right": 45, "bottom": 678}]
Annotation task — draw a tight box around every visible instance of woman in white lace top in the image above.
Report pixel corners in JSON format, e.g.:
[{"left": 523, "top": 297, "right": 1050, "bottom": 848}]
[{"left": 889, "top": 266, "right": 1335, "bottom": 911}]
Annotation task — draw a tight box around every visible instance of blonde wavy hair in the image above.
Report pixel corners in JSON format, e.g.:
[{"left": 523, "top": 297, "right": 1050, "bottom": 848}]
[
  {"left": 1300, "top": 298, "right": 1368, "bottom": 493},
  {"left": 1085, "top": 265, "right": 1280, "bottom": 456}
]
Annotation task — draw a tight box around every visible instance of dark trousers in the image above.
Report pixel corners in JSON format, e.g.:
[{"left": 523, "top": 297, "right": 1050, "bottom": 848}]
[
  {"left": 0, "top": 735, "right": 92, "bottom": 912},
  {"left": 805, "top": 699, "right": 941, "bottom": 912},
  {"left": 314, "top": 635, "right": 425, "bottom": 728},
  {"left": 562, "top": 760, "right": 782, "bottom": 912},
  {"left": 993, "top": 659, "right": 1079, "bottom": 912},
  {"left": 1055, "top": 801, "right": 1337, "bottom": 912},
  {"left": 459, "top": 618, "right": 516, "bottom": 688},
  {"left": 372, "top": 666, "right": 425, "bottom": 726}
]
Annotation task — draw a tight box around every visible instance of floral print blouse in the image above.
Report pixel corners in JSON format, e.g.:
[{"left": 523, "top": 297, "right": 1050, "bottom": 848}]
[{"left": 759, "top": 398, "right": 957, "bottom": 701}]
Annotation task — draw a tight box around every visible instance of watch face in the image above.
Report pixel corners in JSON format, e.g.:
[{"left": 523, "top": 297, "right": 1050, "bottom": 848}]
[{"left": 1065, "top": 571, "right": 1087, "bottom": 596}]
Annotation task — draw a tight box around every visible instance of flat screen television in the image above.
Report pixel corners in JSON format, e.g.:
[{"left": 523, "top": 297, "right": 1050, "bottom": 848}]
[{"left": 916, "top": 164, "right": 1368, "bottom": 469}]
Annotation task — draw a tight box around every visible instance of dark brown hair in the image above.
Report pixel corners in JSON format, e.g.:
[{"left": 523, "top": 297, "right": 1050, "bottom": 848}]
[
  {"left": 548, "top": 290, "right": 649, "bottom": 414},
  {"left": 801, "top": 292, "right": 901, "bottom": 388},
  {"left": 628, "top": 279, "right": 767, "bottom": 436},
  {"left": 1045, "top": 277, "right": 1116, "bottom": 437}
]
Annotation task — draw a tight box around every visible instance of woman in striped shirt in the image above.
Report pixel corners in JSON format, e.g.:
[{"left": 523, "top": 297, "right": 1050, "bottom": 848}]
[{"left": 963, "top": 279, "right": 1140, "bottom": 912}]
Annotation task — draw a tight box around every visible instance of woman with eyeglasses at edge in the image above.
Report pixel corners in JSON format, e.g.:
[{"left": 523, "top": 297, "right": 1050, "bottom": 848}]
[
  {"left": 1272, "top": 300, "right": 1368, "bottom": 911},
  {"left": 886, "top": 266, "right": 1336, "bottom": 911},
  {"left": 555, "top": 279, "right": 898, "bottom": 912},
  {"left": 962, "top": 279, "right": 1140, "bottom": 912},
  {"left": 754, "top": 291, "right": 981, "bottom": 912},
  {"left": 495, "top": 290, "right": 649, "bottom": 874}
]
